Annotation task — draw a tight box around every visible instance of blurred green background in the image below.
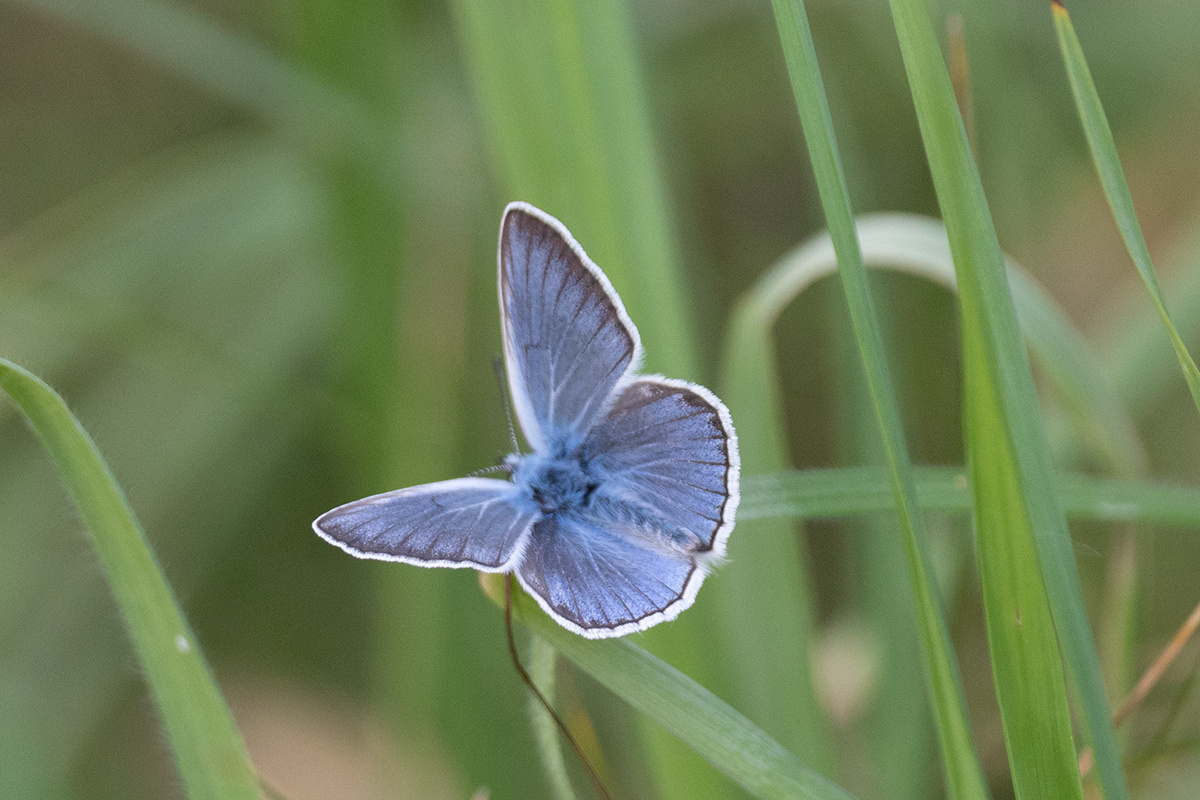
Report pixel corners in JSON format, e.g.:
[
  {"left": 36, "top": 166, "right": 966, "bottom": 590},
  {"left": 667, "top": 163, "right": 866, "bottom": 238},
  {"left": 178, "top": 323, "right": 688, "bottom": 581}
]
[{"left": 3, "top": 0, "right": 1200, "bottom": 798}]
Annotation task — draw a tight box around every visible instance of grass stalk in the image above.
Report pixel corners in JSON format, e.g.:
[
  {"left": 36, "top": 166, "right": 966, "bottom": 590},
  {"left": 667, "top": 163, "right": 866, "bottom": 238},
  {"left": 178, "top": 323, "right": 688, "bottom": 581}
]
[
  {"left": 0, "top": 359, "right": 259, "bottom": 800},
  {"left": 769, "top": 3, "right": 989, "bottom": 796},
  {"left": 885, "top": 0, "right": 1123, "bottom": 796}
]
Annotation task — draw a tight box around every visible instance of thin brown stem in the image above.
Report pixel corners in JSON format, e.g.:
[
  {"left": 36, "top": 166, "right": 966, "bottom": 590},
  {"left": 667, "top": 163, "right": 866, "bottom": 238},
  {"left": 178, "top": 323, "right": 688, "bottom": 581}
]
[
  {"left": 1113, "top": 598, "right": 1200, "bottom": 727},
  {"left": 505, "top": 576, "right": 613, "bottom": 800},
  {"left": 1079, "top": 595, "right": 1200, "bottom": 777}
]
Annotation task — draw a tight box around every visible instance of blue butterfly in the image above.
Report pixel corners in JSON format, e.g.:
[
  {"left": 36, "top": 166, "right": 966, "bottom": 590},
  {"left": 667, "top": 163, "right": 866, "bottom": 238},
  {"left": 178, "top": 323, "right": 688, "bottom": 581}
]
[{"left": 314, "top": 202, "right": 739, "bottom": 638}]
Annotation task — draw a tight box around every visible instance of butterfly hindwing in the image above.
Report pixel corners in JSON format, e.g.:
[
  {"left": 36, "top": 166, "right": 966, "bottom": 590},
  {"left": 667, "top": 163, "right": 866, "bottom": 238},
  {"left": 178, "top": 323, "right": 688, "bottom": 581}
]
[
  {"left": 584, "top": 377, "right": 739, "bottom": 558},
  {"left": 499, "top": 202, "right": 641, "bottom": 452},
  {"left": 313, "top": 478, "right": 538, "bottom": 571},
  {"left": 516, "top": 514, "right": 700, "bottom": 638}
]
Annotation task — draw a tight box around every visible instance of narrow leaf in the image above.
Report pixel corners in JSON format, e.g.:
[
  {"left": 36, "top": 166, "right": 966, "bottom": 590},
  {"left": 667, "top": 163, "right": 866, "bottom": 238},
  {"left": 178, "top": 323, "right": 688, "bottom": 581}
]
[
  {"left": 478, "top": 576, "right": 861, "bottom": 800},
  {"left": 0, "top": 358, "right": 259, "bottom": 800},
  {"left": 1053, "top": 3, "right": 1200, "bottom": 430},
  {"left": 715, "top": 308, "right": 831, "bottom": 772},
  {"left": 768, "top": 2, "right": 988, "bottom": 797},
  {"left": 741, "top": 467, "right": 1200, "bottom": 529},
  {"left": 886, "top": 0, "right": 1123, "bottom": 796}
]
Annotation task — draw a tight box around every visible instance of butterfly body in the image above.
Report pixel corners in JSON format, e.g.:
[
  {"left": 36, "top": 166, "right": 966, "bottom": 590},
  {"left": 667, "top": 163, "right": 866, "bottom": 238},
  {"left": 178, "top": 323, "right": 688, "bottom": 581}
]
[
  {"left": 514, "top": 448, "right": 703, "bottom": 555},
  {"left": 511, "top": 451, "right": 596, "bottom": 515},
  {"left": 315, "top": 202, "right": 739, "bottom": 638}
]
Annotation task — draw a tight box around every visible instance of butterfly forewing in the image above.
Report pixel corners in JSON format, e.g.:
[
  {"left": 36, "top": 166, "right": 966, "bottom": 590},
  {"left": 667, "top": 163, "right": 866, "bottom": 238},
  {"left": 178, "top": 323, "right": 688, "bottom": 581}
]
[
  {"left": 584, "top": 378, "right": 739, "bottom": 557},
  {"left": 314, "top": 478, "right": 538, "bottom": 571},
  {"left": 499, "top": 203, "right": 640, "bottom": 452},
  {"left": 516, "top": 515, "right": 700, "bottom": 638}
]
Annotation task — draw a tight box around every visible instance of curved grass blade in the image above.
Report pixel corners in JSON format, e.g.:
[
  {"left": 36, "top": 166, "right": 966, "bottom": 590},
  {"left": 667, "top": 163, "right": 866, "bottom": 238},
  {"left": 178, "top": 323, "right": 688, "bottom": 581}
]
[
  {"left": 0, "top": 358, "right": 259, "bottom": 800},
  {"left": 757, "top": 212, "right": 1144, "bottom": 477},
  {"left": 886, "top": 0, "right": 1121, "bottom": 796},
  {"left": 718, "top": 217, "right": 831, "bottom": 769},
  {"left": 0, "top": 140, "right": 332, "bottom": 796},
  {"left": 768, "top": 3, "right": 988, "bottom": 797},
  {"left": 1053, "top": 3, "right": 1200, "bottom": 426},
  {"left": 724, "top": 205, "right": 1140, "bottom": 790},
  {"left": 478, "top": 575, "right": 861, "bottom": 800},
  {"left": 741, "top": 467, "right": 1200, "bottom": 529}
]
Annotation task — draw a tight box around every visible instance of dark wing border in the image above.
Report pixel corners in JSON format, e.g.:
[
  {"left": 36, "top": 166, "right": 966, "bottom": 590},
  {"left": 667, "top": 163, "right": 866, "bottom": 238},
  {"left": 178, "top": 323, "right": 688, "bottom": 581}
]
[
  {"left": 590, "top": 374, "right": 741, "bottom": 560},
  {"left": 631, "top": 375, "right": 740, "bottom": 562}
]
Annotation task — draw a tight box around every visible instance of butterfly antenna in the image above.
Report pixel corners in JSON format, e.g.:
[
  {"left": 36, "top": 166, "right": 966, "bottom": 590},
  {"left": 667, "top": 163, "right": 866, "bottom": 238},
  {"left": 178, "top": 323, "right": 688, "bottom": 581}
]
[
  {"left": 493, "top": 355, "right": 522, "bottom": 456},
  {"left": 505, "top": 576, "right": 614, "bottom": 800},
  {"left": 467, "top": 463, "right": 511, "bottom": 478}
]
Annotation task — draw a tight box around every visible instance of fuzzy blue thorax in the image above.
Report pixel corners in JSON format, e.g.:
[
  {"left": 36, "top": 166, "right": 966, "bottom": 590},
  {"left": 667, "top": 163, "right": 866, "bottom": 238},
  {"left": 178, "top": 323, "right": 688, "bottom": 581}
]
[
  {"left": 508, "top": 449, "right": 703, "bottom": 553},
  {"left": 509, "top": 451, "right": 597, "bottom": 515}
]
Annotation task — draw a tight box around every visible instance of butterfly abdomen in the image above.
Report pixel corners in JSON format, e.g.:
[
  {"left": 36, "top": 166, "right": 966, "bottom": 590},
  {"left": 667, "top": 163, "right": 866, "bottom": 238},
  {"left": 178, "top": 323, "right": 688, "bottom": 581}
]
[
  {"left": 581, "top": 491, "right": 704, "bottom": 554},
  {"left": 511, "top": 453, "right": 698, "bottom": 552}
]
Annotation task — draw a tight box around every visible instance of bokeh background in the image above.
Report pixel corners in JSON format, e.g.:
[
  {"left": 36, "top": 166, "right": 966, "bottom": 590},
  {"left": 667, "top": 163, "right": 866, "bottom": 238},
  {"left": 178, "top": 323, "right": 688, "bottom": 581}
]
[{"left": 3, "top": 0, "right": 1200, "bottom": 798}]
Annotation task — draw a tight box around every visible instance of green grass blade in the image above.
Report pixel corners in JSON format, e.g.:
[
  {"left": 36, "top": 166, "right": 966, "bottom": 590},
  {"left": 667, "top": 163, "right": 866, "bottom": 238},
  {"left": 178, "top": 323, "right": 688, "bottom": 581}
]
[
  {"left": 886, "top": 0, "right": 1122, "bottom": 797},
  {"left": 742, "top": 466, "right": 1200, "bottom": 528},
  {"left": 0, "top": 140, "right": 331, "bottom": 797},
  {"left": 528, "top": 635, "right": 579, "bottom": 800},
  {"left": 768, "top": 3, "right": 988, "bottom": 798},
  {"left": 715, "top": 319, "right": 830, "bottom": 775},
  {"left": 960, "top": 347, "right": 1084, "bottom": 800},
  {"left": 479, "top": 577, "right": 860, "bottom": 800},
  {"left": 0, "top": 359, "right": 259, "bottom": 800},
  {"left": 1053, "top": 2, "right": 1200, "bottom": 426},
  {"left": 1102, "top": 221, "right": 1200, "bottom": 420},
  {"left": 448, "top": 0, "right": 695, "bottom": 379},
  {"left": 721, "top": 204, "right": 1139, "bottom": 786}
]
